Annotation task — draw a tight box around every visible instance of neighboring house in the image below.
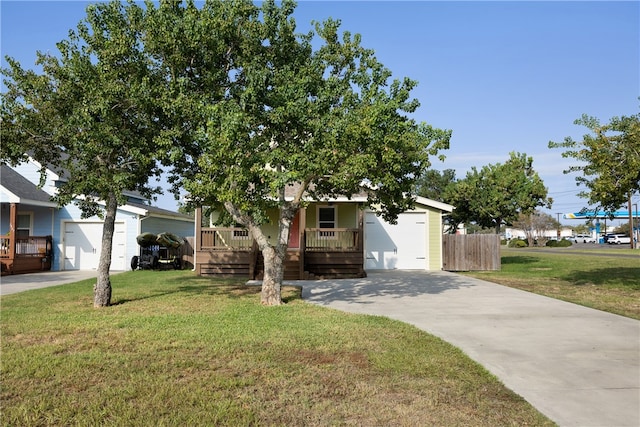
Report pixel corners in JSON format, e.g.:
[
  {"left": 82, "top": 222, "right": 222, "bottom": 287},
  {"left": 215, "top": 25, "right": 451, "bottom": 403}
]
[
  {"left": 504, "top": 227, "right": 574, "bottom": 240},
  {"left": 193, "top": 188, "right": 454, "bottom": 280},
  {"left": 1, "top": 160, "right": 193, "bottom": 275}
]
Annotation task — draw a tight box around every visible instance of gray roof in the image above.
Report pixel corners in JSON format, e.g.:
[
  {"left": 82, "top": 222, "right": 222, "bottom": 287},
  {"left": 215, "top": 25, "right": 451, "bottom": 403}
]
[
  {"left": 126, "top": 200, "right": 193, "bottom": 221},
  {"left": 0, "top": 164, "right": 57, "bottom": 207}
]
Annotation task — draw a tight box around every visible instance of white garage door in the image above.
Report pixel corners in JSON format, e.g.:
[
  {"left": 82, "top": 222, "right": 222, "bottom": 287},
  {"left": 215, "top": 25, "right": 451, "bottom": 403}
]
[
  {"left": 64, "top": 222, "right": 126, "bottom": 271},
  {"left": 365, "top": 212, "right": 426, "bottom": 270}
]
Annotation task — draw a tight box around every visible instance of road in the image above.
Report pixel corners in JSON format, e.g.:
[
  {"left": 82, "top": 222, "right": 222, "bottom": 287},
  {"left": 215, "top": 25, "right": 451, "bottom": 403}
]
[{"left": 510, "top": 242, "right": 640, "bottom": 258}]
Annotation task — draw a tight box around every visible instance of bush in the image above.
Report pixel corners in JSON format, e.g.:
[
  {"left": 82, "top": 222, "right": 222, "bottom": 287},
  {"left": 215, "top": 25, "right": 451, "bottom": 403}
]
[
  {"left": 546, "top": 238, "right": 572, "bottom": 247},
  {"left": 508, "top": 239, "right": 527, "bottom": 248}
]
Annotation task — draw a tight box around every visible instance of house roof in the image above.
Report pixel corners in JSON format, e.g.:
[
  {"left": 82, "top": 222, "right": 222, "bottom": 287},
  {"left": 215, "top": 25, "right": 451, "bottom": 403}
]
[
  {"left": 282, "top": 183, "right": 453, "bottom": 213},
  {"left": 0, "top": 164, "right": 58, "bottom": 207},
  {"left": 28, "top": 153, "right": 148, "bottom": 202},
  {"left": 125, "top": 201, "right": 194, "bottom": 222}
]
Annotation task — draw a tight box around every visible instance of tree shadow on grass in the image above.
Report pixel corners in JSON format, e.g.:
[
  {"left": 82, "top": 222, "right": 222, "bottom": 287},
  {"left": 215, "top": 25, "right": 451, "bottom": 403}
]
[
  {"left": 501, "top": 256, "right": 539, "bottom": 265},
  {"left": 111, "top": 291, "right": 179, "bottom": 306},
  {"left": 562, "top": 267, "right": 640, "bottom": 289},
  {"left": 172, "top": 283, "right": 303, "bottom": 304},
  {"left": 166, "top": 275, "right": 304, "bottom": 303},
  {"left": 111, "top": 275, "right": 252, "bottom": 305}
]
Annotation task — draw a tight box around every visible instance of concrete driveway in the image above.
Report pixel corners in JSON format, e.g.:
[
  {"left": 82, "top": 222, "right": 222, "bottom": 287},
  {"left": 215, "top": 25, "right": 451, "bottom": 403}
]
[
  {"left": 299, "top": 270, "right": 640, "bottom": 427},
  {"left": 1, "top": 270, "right": 105, "bottom": 295}
]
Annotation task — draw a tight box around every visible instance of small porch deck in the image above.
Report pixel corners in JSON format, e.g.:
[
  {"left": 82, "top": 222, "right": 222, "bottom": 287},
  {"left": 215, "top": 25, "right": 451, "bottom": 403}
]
[
  {"left": 1, "top": 235, "right": 54, "bottom": 275},
  {"left": 195, "top": 227, "right": 365, "bottom": 280}
]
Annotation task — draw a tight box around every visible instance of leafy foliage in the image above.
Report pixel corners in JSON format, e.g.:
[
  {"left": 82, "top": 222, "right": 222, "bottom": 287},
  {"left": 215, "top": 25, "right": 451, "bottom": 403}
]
[
  {"left": 149, "top": 0, "right": 450, "bottom": 222},
  {"left": 447, "top": 152, "right": 551, "bottom": 233},
  {"left": 2, "top": 1, "right": 163, "bottom": 212},
  {"left": 414, "top": 169, "right": 457, "bottom": 202},
  {"left": 546, "top": 238, "right": 572, "bottom": 247},
  {"left": 549, "top": 111, "right": 640, "bottom": 212}
]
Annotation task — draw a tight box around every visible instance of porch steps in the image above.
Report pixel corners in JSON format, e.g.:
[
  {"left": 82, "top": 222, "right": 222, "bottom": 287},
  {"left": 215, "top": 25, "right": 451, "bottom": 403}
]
[
  {"left": 305, "top": 251, "right": 365, "bottom": 279},
  {"left": 254, "top": 252, "right": 301, "bottom": 281}
]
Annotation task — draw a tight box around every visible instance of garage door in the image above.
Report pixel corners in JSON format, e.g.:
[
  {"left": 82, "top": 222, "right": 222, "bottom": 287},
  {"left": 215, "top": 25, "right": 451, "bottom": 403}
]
[
  {"left": 64, "top": 222, "right": 126, "bottom": 271},
  {"left": 365, "top": 212, "right": 426, "bottom": 270}
]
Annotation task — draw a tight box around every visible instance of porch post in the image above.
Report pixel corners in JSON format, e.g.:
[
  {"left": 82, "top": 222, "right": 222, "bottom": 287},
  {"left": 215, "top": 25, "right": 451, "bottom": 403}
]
[
  {"left": 8, "top": 203, "right": 17, "bottom": 262},
  {"left": 298, "top": 207, "right": 306, "bottom": 280},
  {"left": 194, "top": 206, "right": 202, "bottom": 272}
]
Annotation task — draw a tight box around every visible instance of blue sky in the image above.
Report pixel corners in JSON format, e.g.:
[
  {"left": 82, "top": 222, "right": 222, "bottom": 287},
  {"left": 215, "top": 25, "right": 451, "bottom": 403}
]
[{"left": 2, "top": 1, "right": 639, "bottom": 225}]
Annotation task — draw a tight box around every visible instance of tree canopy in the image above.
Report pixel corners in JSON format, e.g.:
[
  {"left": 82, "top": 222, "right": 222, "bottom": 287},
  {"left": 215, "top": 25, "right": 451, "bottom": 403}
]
[
  {"left": 1, "top": 1, "right": 164, "bottom": 306},
  {"left": 414, "top": 169, "right": 457, "bottom": 203},
  {"left": 548, "top": 112, "right": 640, "bottom": 212},
  {"left": 146, "top": 0, "right": 451, "bottom": 304},
  {"left": 447, "top": 152, "right": 551, "bottom": 234}
]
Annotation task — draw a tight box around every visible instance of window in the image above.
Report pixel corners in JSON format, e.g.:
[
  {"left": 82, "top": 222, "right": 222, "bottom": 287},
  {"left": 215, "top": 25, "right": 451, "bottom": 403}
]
[
  {"left": 233, "top": 229, "right": 250, "bottom": 239},
  {"left": 16, "top": 213, "right": 32, "bottom": 239},
  {"left": 318, "top": 206, "right": 336, "bottom": 238}
]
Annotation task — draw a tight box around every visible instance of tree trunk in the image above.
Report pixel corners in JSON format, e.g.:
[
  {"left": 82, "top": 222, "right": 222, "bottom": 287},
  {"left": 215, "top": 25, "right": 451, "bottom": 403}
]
[
  {"left": 261, "top": 245, "right": 284, "bottom": 305},
  {"left": 223, "top": 200, "right": 297, "bottom": 306},
  {"left": 94, "top": 193, "right": 117, "bottom": 307}
]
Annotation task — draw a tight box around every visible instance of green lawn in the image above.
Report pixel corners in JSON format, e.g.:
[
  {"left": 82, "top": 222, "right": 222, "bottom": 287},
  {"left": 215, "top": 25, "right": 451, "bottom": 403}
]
[
  {"left": 1, "top": 270, "right": 553, "bottom": 426},
  {"left": 464, "top": 248, "right": 640, "bottom": 319}
]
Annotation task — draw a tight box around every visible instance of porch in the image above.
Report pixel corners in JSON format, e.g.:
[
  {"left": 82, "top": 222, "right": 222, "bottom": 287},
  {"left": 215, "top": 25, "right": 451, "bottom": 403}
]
[
  {"left": 1, "top": 235, "right": 53, "bottom": 275},
  {"left": 194, "top": 226, "right": 365, "bottom": 280}
]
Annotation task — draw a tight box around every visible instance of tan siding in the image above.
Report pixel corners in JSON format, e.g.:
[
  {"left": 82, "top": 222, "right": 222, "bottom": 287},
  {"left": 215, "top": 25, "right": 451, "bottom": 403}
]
[
  {"left": 427, "top": 209, "right": 443, "bottom": 270},
  {"left": 337, "top": 204, "right": 358, "bottom": 228}
]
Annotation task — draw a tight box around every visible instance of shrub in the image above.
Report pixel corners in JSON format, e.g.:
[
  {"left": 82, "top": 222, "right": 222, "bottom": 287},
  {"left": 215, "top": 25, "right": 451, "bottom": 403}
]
[
  {"left": 508, "top": 239, "right": 527, "bottom": 248},
  {"left": 547, "top": 238, "right": 572, "bottom": 247}
]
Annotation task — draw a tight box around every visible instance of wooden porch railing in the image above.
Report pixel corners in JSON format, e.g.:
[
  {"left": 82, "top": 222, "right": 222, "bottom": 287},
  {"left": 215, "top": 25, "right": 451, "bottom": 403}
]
[
  {"left": 304, "top": 228, "right": 360, "bottom": 252},
  {"left": 0, "top": 236, "right": 9, "bottom": 259},
  {"left": 198, "top": 227, "right": 361, "bottom": 252},
  {"left": 1, "top": 235, "right": 53, "bottom": 258},
  {"left": 200, "top": 228, "right": 254, "bottom": 250}
]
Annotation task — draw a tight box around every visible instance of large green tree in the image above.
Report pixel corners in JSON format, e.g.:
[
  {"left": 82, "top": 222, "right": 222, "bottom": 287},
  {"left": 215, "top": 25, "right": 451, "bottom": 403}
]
[
  {"left": 146, "top": 0, "right": 450, "bottom": 305},
  {"left": 1, "top": 1, "right": 163, "bottom": 307},
  {"left": 448, "top": 152, "right": 551, "bottom": 234},
  {"left": 414, "top": 169, "right": 457, "bottom": 202},
  {"left": 548, "top": 112, "right": 640, "bottom": 212}
]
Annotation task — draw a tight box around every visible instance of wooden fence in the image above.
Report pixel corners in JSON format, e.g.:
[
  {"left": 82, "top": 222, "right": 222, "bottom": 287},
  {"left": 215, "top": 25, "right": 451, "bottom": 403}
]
[
  {"left": 181, "top": 237, "right": 194, "bottom": 269},
  {"left": 442, "top": 234, "right": 501, "bottom": 271}
]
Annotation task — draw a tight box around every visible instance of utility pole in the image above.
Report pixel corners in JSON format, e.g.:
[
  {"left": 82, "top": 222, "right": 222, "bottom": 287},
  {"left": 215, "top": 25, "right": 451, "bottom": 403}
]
[
  {"left": 629, "top": 193, "right": 635, "bottom": 250},
  {"left": 634, "top": 203, "right": 638, "bottom": 249}
]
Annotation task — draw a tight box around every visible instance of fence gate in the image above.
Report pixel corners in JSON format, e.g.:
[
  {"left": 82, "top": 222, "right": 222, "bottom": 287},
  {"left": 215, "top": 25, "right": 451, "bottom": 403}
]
[{"left": 442, "top": 234, "right": 501, "bottom": 271}]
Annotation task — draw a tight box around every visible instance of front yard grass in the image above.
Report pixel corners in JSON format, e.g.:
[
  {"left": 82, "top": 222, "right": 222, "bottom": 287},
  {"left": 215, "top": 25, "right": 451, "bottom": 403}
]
[
  {"left": 464, "top": 248, "right": 640, "bottom": 320},
  {"left": 1, "top": 270, "right": 553, "bottom": 426}
]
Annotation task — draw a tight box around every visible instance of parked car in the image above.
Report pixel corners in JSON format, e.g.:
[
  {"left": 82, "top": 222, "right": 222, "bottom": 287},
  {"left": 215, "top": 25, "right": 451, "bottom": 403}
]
[
  {"left": 572, "top": 234, "right": 595, "bottom": 243},
  {"left": 607, "top": 234, "right": 631, "bottom": 245}
]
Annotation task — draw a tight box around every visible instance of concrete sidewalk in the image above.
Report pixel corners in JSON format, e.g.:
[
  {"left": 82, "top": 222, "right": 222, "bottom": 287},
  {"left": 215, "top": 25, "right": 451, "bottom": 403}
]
[{"left": 298, "top": 270, "right": 640, "bottom": 427}]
